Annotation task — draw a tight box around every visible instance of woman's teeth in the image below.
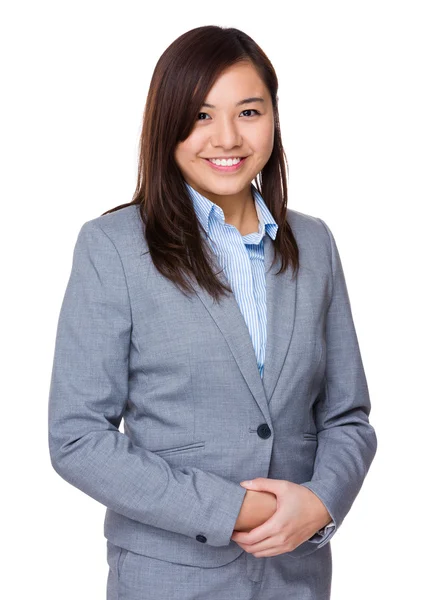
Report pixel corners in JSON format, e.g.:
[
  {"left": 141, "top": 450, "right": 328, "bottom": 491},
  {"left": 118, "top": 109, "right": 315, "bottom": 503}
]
[{"left": 208, "top": 157, "right": 242, "bottom": 166}]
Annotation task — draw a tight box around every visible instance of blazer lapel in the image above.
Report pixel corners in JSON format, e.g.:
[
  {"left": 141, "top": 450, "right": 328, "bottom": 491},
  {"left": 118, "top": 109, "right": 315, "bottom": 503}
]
[
  {"left": 262, "top": 234, "right": 298, "bottom": 404},
  {"left": 193, "top": 272, "right": 271, "bottom": 423},
  {"left": 193, "top": 233, "right": 297, "bottom": 420}
]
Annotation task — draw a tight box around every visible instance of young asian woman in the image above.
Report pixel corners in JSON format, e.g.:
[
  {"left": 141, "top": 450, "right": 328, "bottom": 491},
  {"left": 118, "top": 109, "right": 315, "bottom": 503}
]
[{"left": 48, "top": 25, "right": 378, "bottom": 600}]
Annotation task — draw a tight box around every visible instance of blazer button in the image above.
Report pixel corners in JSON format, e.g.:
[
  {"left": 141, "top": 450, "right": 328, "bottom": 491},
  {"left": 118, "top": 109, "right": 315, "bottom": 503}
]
[
  {"left": 196, "top": 534, "right": 207, "bottom": 543},
  {"left": 257, "top": 423, "right": 271, "bottom": 439}
]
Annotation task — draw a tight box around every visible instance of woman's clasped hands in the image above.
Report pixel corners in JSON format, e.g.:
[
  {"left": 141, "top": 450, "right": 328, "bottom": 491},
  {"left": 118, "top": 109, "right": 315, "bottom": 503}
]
[{"left": 230, "top": 478, "right": 332, "bottom": 558}]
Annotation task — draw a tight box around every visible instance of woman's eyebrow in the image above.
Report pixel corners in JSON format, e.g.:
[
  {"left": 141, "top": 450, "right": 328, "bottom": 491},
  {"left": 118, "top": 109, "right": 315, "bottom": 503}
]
[{"left": 201, "top": 97, "right": 265, "bottom": 109}]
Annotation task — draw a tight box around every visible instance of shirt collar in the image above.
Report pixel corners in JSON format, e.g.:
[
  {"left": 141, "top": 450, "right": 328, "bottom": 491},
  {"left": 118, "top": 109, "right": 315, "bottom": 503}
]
[{"left": 185, "top": 181, "right": 278, "bottom": 241}]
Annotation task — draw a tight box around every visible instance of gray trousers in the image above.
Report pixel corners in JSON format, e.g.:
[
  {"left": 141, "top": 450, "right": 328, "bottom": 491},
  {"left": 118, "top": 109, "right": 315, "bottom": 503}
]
[{"left": 106, "top": 540, "right": 332, "bottom": 599}]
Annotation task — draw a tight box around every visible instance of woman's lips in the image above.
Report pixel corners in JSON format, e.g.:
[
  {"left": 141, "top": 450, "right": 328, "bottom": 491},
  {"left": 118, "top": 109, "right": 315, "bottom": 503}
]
[{"left": 204, "top": 157, "right": 247, "bottom": 172}]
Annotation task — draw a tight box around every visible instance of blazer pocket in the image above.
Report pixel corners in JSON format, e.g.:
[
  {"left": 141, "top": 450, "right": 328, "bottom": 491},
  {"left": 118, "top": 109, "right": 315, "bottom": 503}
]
[
  {"left": 303, "top": 432, "right": 318, "bottom": 441},
  {"left": 152, "top": 441, "right": 206, "bottom": 457}
]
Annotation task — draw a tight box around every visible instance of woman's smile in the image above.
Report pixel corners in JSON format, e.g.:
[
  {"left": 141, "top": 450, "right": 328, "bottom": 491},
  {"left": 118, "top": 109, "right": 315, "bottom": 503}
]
[{"left": 203, "top": 156, "right": 248, "bottom": 172}]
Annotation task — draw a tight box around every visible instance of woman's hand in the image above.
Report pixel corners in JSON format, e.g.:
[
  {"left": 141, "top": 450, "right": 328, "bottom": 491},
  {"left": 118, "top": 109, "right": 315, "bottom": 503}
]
[{"left": 231, "top": 478, "right": 332, "bottom": 557}]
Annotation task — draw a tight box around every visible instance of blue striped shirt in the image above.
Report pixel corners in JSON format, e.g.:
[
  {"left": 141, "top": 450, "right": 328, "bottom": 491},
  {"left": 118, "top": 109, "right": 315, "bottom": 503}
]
[{"left": 186, "top": 182, "right": 278, "bottom": 379}]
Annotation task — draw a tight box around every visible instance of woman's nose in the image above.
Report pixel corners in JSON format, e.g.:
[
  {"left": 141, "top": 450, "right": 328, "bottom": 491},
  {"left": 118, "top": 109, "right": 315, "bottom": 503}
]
[{"left": 210, "top": 117, "right": 242, "bottom": 150}]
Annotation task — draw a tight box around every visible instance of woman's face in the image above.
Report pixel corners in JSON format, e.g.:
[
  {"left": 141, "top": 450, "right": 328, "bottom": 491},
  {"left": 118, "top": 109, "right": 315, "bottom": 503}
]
[{"left": 174, "top": 61, "right": 275, "bottom": 204}]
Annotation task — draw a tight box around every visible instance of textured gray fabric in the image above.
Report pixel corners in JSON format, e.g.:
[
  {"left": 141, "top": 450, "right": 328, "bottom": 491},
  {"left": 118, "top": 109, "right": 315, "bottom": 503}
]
[
  {"left": 48, "top": 204, "right": 377, "bottom": 597},
  {"left": 106, "top": 539, "right": 331, "bottom": 600}
]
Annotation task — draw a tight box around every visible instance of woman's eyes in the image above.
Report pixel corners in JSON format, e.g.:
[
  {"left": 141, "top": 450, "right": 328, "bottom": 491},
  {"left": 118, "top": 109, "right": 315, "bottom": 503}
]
[{"left": 197, "top": 109, "right": 261, "bottom": 121}]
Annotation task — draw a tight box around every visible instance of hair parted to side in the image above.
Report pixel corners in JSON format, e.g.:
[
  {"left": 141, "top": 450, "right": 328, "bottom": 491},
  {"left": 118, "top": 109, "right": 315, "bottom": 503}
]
[{"left": 102, "top": 25, "right": 299, "bottom": 302}]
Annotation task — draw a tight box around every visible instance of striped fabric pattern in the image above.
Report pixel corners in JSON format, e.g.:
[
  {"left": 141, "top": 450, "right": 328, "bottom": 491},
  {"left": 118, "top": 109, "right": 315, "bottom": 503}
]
[{"left": 185, "top": 182, "right": 278, "bottom": 379}]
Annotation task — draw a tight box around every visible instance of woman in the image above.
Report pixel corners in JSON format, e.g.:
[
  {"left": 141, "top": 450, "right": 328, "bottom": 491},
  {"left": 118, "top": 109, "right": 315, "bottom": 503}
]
[{"left": 48, "top": 25, "right": 377, "bottom": 600}]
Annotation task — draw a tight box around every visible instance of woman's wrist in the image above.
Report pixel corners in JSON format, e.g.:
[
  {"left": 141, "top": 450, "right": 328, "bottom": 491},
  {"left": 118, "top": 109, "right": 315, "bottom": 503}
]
[{"left": 234, "top": 489, "right": 277, "bottom": 532}]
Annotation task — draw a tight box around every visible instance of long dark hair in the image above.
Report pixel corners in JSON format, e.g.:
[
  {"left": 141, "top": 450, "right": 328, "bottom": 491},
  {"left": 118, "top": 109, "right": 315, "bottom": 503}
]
[{"left": 102, "top": 26, "right": 299, "bottom": 302}]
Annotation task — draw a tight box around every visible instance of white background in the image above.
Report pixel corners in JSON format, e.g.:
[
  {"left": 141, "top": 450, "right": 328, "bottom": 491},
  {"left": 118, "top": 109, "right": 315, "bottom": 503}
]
[{"left": 1, "top": 1, "right": 429, "bottom": 598}]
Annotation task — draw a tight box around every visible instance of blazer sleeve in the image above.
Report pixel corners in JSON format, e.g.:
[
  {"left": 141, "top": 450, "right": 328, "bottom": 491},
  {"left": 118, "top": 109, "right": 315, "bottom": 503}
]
[
  {"left": 299, "top": 217, "right": 378, "bottom": 548},
  {"left": 48, "top": 221, "right": 247, "bottom": 547}
]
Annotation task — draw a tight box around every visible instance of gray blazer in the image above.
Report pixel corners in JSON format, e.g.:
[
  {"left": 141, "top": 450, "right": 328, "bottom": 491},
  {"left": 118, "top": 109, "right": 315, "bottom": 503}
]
[{"left": 48, "top": 204, "right": 377, "bottom": 568}]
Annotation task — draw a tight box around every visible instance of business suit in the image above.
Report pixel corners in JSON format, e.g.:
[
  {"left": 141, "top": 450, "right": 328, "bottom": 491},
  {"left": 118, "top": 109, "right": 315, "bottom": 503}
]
[{"left": 48, "top": 201, "right": 377, "bottom": 599}]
